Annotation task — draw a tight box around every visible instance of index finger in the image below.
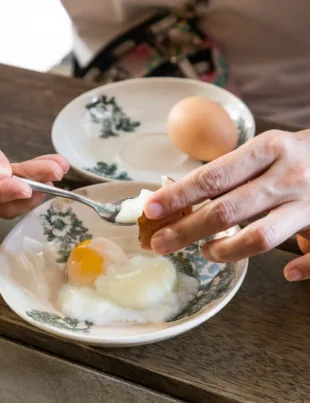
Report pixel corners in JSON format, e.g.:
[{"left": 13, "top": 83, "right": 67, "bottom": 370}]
[{"left": 144, "top": 131, "right": 278, "bottom": 220}]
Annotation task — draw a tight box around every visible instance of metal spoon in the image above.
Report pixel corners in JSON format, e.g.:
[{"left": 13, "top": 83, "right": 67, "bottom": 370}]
[{"left": 14, "top": 176, "right": 135, "bottom": 226}]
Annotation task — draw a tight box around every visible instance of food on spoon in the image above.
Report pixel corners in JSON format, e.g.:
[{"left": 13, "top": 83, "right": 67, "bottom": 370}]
[
  {"left": 115, "top": 177, "right": 174, "bottom": 225},
  {"left": 58, "top": 236, "right": 199, "bottom": 325},
  {"left": 115, "top": 189, "right": 153, "bottom": 224},
  {"left": 167, "top": 96, "right": 238, "bottom": 161}
]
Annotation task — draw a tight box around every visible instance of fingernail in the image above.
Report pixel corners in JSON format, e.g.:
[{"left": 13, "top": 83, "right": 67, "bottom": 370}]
[
  {"left": 202, "top": 242, "right": 224, "bottom": 262},
  {"left": 285, "top": 269, "right": 302, "bottom": 282},
  {"left": 63, "top": 163, "right": 70, "bottom": 174},
  {"left": 145, "top": 202, "right": 163, "bottom": 219},
  {"left": 53, "top": 170, "right": 63, "bottom": 181},
  {"left": 19, "top": 188, "right": 32, "bottom": 199},
  {"left": 151, "top": 228, "right": 174, "bottom": 254},
  {"left": 201, "top": 244, "right": 217, "bottom": 262}
]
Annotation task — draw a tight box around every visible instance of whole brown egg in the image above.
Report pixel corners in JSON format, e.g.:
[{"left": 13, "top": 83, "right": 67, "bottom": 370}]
[{"left": 167, "top": 96, "right": 239, "bottom": 161}]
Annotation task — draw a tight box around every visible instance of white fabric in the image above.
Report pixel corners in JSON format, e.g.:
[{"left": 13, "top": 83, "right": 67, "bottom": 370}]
[{"left": 61, "top": 0, "right": 310, "bottom": 128}]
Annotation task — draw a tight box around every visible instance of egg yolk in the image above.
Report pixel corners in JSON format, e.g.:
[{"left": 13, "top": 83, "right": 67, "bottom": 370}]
[{"left": 67, "top": 240, "right": 105, "bottom": 287}]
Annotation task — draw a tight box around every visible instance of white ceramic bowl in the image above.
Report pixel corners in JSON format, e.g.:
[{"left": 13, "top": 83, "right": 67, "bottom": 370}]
[
  {"left": 52, "top": 78, "right": 255, "bottom": 184},
  {"left": 0, "top": 182, "right": 248, "bottom": 347}
]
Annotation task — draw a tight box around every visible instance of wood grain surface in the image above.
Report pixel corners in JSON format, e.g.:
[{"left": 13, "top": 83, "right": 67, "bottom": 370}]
[
  {"left": 0, "top": 64, "right": 96, "bottom": 163},
  {"left": 2, "top": 249, "right": 310, "bottom": 403},
  {"left": 0, "top": 338, "right": 182, "bottom": 403},
  {"left": 1, "top": 64, "right": 309, "bottom": 403}
]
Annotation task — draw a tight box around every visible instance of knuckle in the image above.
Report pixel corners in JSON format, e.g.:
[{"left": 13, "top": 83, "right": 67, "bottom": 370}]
[
  {"left": 278, "top": 163, "right": 309, "bottom": 192},
  {"left": 196, "top": 165, "right": 229, "bottom": 196},
  {"left": 292, "top": 164, "right": 310, "bottom": 185},
  {"left": 172, "top": 225, "right": 191, "bottom": 248},
  {"left": 249, "top": 226, "right": 277, "bottom": 252},
  {"left": 210, "top": 200, "right": 237, "bottom": 228},
  {"left": 266, "top": 130, "right": 293, "bottom": 157},
  {"left": 166, "top": 186, "right": 188, "bottom": 211},
  {"left": 11, "top": 161, "right": 28, "bottom": 176}
]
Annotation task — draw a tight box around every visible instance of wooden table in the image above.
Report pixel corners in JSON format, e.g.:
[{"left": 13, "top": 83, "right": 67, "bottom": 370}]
[{"left": 1, "top": 64, "right": 309, "bottom": 403}]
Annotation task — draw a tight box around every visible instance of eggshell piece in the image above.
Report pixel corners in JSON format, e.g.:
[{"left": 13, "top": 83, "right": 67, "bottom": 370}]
[
  {"left": 138, "top": 177, "right": 192, "bottom": 250},
  {"left": 138, "top": 207, "right": 192, "bottom": 250},
  {"left": 297, "top": 234, "right": 310, "bottom": 254}
]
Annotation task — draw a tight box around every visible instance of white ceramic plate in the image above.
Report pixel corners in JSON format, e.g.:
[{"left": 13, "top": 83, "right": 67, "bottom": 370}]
[
  {"left": 52, "top": 78, "right": 255, "bottom": 184},
  {"left": 0, "top": 182, "right": 248, "bottom": 347}
]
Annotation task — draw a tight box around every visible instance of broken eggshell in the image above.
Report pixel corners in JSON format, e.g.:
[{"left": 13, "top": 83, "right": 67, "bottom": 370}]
[{"left": 138, "top": 177, "right": 192, "bottom": 250}]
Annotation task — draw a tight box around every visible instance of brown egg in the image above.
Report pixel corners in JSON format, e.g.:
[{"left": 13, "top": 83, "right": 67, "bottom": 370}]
[
  {"left": 297, "top": 234, "right": 310, "bottom": 254},
  {"left": 167, "top": 96, "right": 238, "bottom": 161}
]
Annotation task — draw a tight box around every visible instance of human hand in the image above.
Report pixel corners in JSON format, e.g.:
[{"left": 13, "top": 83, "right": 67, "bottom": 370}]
[
  {"left": 0, "top": 151, "right": 69, "bottom": 219},
  {"left": 144, "top": 129, "right": 310, "bottom": 282}
]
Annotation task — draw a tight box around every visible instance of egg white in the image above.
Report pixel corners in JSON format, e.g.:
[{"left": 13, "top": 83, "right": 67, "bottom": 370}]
[
  {"left": 59, "top": 238, "right": 200, "bottom": 325},
  {"left": 58, "top": 271, "right": 199, "bottom": 325}
]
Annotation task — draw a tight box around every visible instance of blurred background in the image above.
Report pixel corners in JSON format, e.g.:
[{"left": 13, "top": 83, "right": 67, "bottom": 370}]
[{"left": 0, "top": 0, "right": 72, "bottom": 74}]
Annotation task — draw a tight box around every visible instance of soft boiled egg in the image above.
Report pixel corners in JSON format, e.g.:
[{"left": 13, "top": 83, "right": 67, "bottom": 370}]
[
  {"left": 60, "top": 236, "right": 199, "bottom": 325},
  {"left": 67, "top": 238, "right": 128, "bottom": 287},
  {"left": 67, "top": 237, "right": 177, "bottom": 309}
]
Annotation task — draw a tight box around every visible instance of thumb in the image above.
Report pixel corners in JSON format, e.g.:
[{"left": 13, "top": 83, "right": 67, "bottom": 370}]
[
  {"left": 0, "top": 150, "right": 12, "bottom": 179},
  {"left": 284, "top": 253, "right": 310, "bottom": 282}
]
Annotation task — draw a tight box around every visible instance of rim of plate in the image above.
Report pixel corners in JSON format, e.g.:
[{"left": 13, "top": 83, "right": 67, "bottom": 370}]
[
  {"left": 1, "top": 181, "right": 248, "bottom": 347},
  {"left": 51, "top": 77, "right": 255, "bottom": 184}
]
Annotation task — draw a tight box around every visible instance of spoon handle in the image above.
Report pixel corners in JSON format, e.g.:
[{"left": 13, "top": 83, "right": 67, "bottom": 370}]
[{"left": 13, "top": 176, "right": 97, "bottom": 209}]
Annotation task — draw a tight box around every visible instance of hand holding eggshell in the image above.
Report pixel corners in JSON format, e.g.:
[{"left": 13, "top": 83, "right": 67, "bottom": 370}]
[{"left": 144, "top": 129, "right": 310, "bottom": 284}]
